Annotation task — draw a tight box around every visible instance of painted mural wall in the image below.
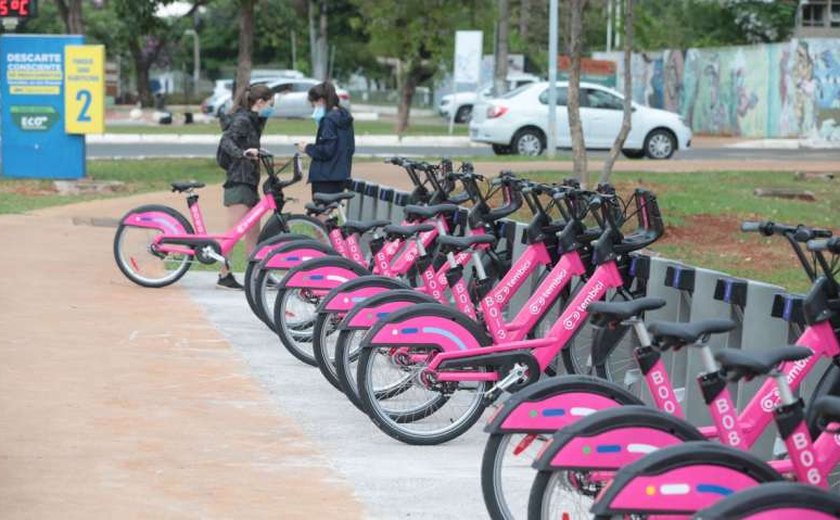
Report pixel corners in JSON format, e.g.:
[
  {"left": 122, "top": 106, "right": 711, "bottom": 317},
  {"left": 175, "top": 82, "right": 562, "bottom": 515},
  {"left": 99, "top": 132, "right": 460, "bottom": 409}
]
[{"left": 594, "top": 39, "right": 840, "bottom": 140}]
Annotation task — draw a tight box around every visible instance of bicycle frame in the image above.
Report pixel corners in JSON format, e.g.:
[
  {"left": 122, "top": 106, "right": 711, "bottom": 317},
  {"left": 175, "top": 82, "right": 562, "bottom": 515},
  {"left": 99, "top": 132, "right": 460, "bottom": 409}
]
[{"left": 411, "top": 259, "right": 625, "bottom": 381}]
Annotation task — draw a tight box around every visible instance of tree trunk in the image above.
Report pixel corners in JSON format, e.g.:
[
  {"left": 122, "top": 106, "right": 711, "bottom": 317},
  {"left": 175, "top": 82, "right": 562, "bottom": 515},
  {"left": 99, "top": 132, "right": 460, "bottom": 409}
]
[
  {"left": 601, "top": 0, "right": 634, "bottom": 184},
  {"left": 130, "top": 40, "right": 154, "bottom": 108},
  {"left": 396, "top": 62, "right": 418, "bottom": 136},
  {"left": 567, "top": 0, "right": 588, "bottom": 186},
  {"left": 308, "top": 0, "right": 317, "bottom": 76},
  {"left": 56, "top": 0, "right": 84, "bottom": 34},
  {"left": 234, "top": 0, "right": 256, "bottom": 106},
  {"left": 494, "top": 0, "right": 510, "bottom": 96},
  {"left": 519, "top": 0, "right": 530, "bottom": 41}
]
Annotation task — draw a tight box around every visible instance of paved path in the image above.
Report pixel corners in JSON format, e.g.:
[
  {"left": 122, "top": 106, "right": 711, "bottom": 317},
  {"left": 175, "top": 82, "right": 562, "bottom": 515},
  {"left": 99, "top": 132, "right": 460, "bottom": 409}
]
[{"left": 0, "top": 207, "right": 364, "bottom": 519}]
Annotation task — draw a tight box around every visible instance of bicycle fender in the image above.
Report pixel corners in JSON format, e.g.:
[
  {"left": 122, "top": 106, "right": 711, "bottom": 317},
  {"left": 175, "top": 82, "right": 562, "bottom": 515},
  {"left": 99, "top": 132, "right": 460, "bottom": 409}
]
[
  {"left": 256, "top": 240, "right": 336, "bottom": 271},
  {"left": 533, "top": 406, "right": 704, "bottom": 472},
  {"left": 484, "top": 375, "right": 643, "bottom": 434},
  {"left": 360, "top": 303, "right": 492, "bottom": 353},
  {"left": 277, "top": 256, "right": 370, "bottom": 291},
  {"left": 338, "top": 290, "right": 438, "bottom": 331},
  {"left": 695, "top": 481, "right": 840, "bottom": 519},
  {"left": 591, "top": 441, "right": 781, "bottom": 517},
  {"left": 315, "top": 276, "right": 409, "bottom": 314},
  {"left": 118, "top": 205, "right": 190, "bottom": 235},
  {"left": 248, "top": 233, "right": 313, "bottom": 263}
]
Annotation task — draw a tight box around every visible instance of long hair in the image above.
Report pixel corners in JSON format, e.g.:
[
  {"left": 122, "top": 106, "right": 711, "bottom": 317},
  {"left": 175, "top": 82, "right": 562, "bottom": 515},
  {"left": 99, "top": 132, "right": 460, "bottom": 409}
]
[
  {"left": 230, "top": 83, "right": 273, "bottom": 113},
  {"left": 307, "top": 81, "right": 340, "bottom": 110}
]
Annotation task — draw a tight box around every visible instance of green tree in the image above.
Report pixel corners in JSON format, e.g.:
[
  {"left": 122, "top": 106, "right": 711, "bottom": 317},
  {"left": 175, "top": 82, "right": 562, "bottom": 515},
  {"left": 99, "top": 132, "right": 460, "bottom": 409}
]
[
  {"left": 112, "top": 0, "right": 209, "bottom": 107},
  {"left": 351, "top": 0, "right": 494, "bottom": 134}
]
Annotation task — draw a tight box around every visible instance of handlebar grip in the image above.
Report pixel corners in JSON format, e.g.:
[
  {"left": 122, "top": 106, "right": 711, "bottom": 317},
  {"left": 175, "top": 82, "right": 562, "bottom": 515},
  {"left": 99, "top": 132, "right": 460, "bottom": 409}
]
[
  {"left": 740, "top": 221, "right": 762, "bottom": 233},
  {"left": 813, "top": 229, "right": 833, "bottom": 239},
  {"left": 809, "top": 237, "right": 840, "bottom": 253}
]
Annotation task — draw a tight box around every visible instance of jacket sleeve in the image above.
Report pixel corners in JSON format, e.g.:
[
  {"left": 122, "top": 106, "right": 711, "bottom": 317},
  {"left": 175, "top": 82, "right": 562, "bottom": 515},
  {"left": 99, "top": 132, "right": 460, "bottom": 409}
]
[
  {"left": 219, "top": 116, "right": 249, "bottom": 159},
  {"left": 304, "top": 119, "right": 339, "bottom": 161}
]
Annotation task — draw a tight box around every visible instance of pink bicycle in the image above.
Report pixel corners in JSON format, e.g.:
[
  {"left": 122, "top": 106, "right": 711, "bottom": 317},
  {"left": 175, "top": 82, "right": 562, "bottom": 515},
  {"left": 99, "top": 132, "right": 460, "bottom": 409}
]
[
  {"left": 356, "top": 189, "right": 664, "bottom": 445},
  {"left": 113, "top": 152, "right": 327, "bottom": 288}
]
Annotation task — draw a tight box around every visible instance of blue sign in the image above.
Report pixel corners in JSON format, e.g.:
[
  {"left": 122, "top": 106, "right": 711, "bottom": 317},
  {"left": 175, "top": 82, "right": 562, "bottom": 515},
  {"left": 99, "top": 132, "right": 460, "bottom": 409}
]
[{"left": 1, "top": 34, "right": 85, "bottom": 179}]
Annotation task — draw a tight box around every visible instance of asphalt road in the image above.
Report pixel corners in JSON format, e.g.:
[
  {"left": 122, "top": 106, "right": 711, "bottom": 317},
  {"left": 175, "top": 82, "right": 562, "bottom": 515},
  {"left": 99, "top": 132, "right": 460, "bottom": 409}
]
[{"left": 88, "top": 142, "right": 840, "bottom": 162}]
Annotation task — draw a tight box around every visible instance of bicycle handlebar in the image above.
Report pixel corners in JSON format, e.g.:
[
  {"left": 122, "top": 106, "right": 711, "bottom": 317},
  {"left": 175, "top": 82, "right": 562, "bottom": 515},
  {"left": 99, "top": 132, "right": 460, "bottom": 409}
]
[
  {"left": 741, "top": 221, "right": 832, "bottom": 242},
  {"left": 808, "top": 237, "right": 840, "bottom": 254}
]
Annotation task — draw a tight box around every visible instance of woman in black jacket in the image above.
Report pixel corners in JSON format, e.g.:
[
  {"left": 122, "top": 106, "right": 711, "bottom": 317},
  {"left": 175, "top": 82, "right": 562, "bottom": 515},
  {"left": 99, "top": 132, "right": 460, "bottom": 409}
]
[
  {"left": 295, "top": 82, "right": 355, "bottom": 199},
  {"left": 216, "top": 84, "right": 274, "bottom": 289}
]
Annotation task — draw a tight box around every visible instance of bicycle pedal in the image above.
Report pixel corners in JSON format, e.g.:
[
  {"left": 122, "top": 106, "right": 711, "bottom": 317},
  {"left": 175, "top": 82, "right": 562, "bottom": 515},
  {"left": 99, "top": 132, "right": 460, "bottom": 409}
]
[{"left": 483, "top": 362, "right": 529, "bottom": 399}]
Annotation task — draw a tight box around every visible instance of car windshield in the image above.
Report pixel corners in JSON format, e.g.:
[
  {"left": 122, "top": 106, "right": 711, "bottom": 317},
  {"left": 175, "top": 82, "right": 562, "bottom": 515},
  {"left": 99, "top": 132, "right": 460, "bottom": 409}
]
[{"left": 500, "top": 84, "right": 533, "bottom": 99}]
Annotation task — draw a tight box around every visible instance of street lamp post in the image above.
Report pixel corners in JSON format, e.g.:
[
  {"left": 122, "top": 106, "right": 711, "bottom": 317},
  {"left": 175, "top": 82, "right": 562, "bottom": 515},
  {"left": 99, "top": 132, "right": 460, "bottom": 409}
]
[
  {"left": 547, "top": 0, "right": 558, "bottom": 158},
  {"left": 183, "top": 29, "right": 200, "bottom": 90}
]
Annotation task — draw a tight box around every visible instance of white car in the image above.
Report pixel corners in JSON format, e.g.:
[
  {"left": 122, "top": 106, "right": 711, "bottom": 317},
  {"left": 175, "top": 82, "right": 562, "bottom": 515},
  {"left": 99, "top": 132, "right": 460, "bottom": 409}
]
[
  {"left": 439, "top": 74, "right": 541, "bottom": 123},
  {"left": 469, "top": 81, "right": 692, "bottom": 159}
]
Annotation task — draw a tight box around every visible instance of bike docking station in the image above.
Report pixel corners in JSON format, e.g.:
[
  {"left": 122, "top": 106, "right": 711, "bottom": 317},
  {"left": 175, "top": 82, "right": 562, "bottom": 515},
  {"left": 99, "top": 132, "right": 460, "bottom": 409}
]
[
  {"left": 345, "top": 178, "right": 825, "bottom": 459},
  {"left": 0, "top": 34, "right": 105, "bottom": 179}
]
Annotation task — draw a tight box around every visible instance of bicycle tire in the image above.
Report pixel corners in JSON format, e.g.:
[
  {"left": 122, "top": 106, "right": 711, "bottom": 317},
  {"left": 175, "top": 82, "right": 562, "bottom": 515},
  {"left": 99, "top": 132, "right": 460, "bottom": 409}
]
[
  {"left": 113, "top": 204, "right": 194, "bottom": 288},
  {"left": 282, "top": 214, "right": 329, "bottom": 245}
]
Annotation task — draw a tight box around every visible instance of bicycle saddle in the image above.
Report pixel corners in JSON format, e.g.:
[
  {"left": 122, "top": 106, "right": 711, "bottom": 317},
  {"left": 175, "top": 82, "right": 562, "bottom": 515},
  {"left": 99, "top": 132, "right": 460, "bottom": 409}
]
[
  {"left": 589, "top": 297, "right": 666, "bottom": 324},
  {"left": 343, "top": 219, "right": 391, "bottom": 235},
  {"left": 812, "top": 396, "right": 840, "bottom": 430},
  {"left": 404, "top": 204, "right": 459, "bottom": 221},
  {"left": 304, "top": 202, "right": 338, "bottom": 215},
  {"left": 715, "top": 346, "right": 812, "bottom": 382},
  {"left": 648, "top": 319, "right": 735, "bottom": 350},
  {"left": 383, "top": 223, "right": 435, "bottom": 238},
  {"left": 171, "top": 181, "right": 206, "bottom": 192},
  {"left": 436, "top": 234, "right": 496, "bottom": 252},
  {"left": 313, "top": 192, "right": 354, "bottom": 204}
]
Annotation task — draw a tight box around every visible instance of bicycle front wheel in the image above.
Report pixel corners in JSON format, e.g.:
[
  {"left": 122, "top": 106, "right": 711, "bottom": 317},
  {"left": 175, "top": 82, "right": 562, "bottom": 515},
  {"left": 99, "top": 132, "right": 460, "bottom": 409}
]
[
  {"left": 113, "top": 204, "right": 194, "bottom": 288},
  {"left": 483, "top": 432, "right": 552, "bottom": 520},
  {"left": 284, "top": 214, "right": 329, "bottom": 245}
]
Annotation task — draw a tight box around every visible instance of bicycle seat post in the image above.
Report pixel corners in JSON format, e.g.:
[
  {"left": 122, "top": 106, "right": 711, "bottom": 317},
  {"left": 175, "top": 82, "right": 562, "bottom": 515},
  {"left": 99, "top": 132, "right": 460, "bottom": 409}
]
[
  {"left": 626, "top": 317, "right": 652, "bottom": 349},
  {"left": 471, "top": 250, "right": 487, "bottom": 281},
  {"left": 696, "top": 337, "right": 719, "bottom": 375}
]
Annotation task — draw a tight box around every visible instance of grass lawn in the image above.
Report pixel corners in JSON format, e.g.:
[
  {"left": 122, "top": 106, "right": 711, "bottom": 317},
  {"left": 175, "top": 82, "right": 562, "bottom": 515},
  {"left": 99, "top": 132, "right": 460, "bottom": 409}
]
[
  {"left": 2, "top": 160, "right": 837, "bottom": 289},
  {"left": 106, "top": 118, "right": 469, "bottom": 136},
  {"left": 526, "top": 170, "right": 840, "bottom": 293}
]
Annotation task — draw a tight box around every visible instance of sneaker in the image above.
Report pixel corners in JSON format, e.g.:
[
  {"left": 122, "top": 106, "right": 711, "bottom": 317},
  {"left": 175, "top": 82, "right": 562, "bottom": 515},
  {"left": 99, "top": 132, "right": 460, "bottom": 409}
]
[{"left": 217, "top": 273, "right": 243, "bottom": 290}]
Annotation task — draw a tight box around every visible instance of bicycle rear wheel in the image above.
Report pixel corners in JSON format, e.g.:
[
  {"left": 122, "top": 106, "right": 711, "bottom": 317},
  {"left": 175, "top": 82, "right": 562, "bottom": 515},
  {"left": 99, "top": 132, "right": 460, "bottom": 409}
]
[
  {"left": 358, "top": 344, "right": 488, "bottom": 445},
  {"left": 113, "top": 205, "right": 194, "bottom": 288}
]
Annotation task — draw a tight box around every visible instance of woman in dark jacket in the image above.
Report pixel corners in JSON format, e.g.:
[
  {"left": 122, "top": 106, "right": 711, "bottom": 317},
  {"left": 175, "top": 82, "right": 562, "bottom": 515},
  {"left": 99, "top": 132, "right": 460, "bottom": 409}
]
[
  {"left": 216, "top": 84, "right": 274, "bottom": 289},
  {"left": 295, "top": 82, "right": 355, "bottom": 198}
]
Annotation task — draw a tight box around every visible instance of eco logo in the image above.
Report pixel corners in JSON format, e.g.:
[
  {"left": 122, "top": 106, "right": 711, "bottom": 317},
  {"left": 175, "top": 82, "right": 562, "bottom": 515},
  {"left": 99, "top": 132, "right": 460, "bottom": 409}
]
[{"left": 11, "top": 106, "right": 59, "bottom": 132}]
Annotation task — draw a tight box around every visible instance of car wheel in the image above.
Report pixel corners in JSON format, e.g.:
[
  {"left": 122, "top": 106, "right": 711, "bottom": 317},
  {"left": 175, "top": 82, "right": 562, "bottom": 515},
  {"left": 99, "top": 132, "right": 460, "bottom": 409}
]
[
  {"left": 512, "top": 128, "right": 545, "bottom": 156},
  {"left": 455, "top": 105, "right": 473, "bottom": 123},
  {"left": 644, "top": 129, "right": 677, "bottom": 160},
  {"left": 621, "top": 148, "right": 646, "bottom": 159},
  {"left": 492, "top": 144, "right": 513, "bottom": 155}
]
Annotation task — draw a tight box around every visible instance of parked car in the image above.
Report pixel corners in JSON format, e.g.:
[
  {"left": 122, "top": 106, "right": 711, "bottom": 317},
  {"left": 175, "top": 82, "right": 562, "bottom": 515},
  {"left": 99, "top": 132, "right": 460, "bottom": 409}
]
[
  {"left": 200, "top": 80, "right": 233, "bottom": 116},
  {"left": 213, "top": 77, "right": 351, "bottom": 118},
  {"left": 438, "top": 73, "right": 541, "bottom": 123},
  {"left": 469, "top": 81, "right": 692, "bottom": 159}
]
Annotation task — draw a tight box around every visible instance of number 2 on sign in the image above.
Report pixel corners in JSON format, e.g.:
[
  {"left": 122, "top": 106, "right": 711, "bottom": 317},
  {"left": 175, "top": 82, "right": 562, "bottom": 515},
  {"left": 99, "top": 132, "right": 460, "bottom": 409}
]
[{"left": 76, "top": 90, "right": 92, "bottom": 122}]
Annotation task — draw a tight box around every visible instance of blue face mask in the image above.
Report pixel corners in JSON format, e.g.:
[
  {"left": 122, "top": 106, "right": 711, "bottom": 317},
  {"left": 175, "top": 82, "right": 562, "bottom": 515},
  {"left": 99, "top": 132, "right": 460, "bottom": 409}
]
[
  {"left": 311, "top": 105, "right": 326, "bottom": 124},
  {"left": 259, "top": 105, "right": 274, "bottom": 118}
]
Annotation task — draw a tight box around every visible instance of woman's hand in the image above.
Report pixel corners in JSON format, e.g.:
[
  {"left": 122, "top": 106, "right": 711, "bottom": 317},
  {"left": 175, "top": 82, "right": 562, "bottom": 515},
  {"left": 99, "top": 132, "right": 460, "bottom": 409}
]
[
  {"left": 295, "top": 142, "right": 308, "bottom": 153},
  {"left": 243, "top": 148, "right": 259, "bottom": 160}
]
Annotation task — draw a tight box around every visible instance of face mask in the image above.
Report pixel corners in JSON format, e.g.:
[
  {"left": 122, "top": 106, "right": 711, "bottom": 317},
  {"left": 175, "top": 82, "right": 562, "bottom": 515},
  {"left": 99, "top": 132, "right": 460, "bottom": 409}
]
[
  {"left": 311, "top": 105, "right": 326, "bottom": 124},
  {"left": 259, "top": 104, "right": 274, "bottom": 118}
]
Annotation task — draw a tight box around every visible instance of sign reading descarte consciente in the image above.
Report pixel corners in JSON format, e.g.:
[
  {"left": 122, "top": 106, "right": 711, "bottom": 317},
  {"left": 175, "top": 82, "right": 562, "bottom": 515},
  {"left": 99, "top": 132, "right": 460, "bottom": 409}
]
[
  {"left": 64, "top": 45, "right": 105, "bottom": 134},
  {"left": 0, "top": 34, "right": 85, "bottom": 178}
]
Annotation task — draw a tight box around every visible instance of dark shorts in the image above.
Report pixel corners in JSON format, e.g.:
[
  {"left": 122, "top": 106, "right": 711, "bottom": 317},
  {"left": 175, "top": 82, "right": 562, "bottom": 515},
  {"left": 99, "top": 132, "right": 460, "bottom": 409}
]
[
  {"left": 311, "top": 181, "right": 346, "bottom": 199},
  {"left": 223, "top": 184, "right": 259, "bottom": 208}
]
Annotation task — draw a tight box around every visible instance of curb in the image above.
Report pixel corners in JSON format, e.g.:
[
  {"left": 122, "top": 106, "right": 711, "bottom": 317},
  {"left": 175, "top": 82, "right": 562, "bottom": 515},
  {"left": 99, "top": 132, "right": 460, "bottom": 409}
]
[{"left": 88, "top": 134, "right": 477, "bottom": 147}]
